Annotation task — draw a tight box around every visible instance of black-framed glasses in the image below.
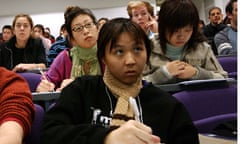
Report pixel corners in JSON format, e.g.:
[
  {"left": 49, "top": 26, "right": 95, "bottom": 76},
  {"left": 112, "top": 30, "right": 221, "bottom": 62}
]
[{"left": 72, "top": 22, "right": 95, "bottom": 33}]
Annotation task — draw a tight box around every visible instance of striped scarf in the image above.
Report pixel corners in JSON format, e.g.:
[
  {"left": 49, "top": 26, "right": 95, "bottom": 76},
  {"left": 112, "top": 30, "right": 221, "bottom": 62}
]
[{"left": 103, "top": 67, "right": 142, "bottom": 127}]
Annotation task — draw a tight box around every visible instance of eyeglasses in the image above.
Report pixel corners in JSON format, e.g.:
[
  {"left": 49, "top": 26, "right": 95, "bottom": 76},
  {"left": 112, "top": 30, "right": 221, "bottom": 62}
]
[{"left": 72, "top": 22, "right": 95, "bottom": 33}]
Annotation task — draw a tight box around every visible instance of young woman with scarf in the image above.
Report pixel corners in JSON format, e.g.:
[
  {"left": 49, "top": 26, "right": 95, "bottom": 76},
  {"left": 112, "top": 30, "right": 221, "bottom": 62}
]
[{"left": 36, "top": 6, "right": 101, "bottom": 92}]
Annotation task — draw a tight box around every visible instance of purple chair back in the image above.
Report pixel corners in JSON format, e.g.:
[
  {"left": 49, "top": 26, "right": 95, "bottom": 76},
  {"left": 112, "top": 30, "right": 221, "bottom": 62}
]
[
  {"left": 17, "top": 72, "right": 41, "bottom": 92},
  {"left": 25, "top": 104, "right": 45, "bottom": 144},
  {"left": 173, "top": 84, "right": 237, "bottom": 133},
  {"left": 217, "top": 56, "right": 237, "bottom": 79}
]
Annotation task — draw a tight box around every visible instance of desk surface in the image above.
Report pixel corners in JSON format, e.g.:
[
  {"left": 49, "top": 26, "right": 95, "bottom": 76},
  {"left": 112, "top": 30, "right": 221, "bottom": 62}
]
[
  {"left": 32, "top": 78, "right": 237, "bottom": 101},
  {"left": 155, "top": 78, "right": 237, "bottom": 93},
  {"left": 32, "top": 91, "right": 60, "bottom": 101}
]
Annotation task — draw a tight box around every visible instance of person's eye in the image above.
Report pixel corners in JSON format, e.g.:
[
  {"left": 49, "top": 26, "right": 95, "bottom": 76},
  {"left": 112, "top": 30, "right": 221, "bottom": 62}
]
[
  {"left": 73, "top": 26, "right": 82, "bottom": 32},
  {"left": 116, "top": 49, "right": 124, "bottom": 55},
  {"left": 24, "top": 24, "right": 29, "bottom": 28},
  {"left": 134, "top": 46, "right": 143, "bottom": 53},
  {"left": 141, "top": 12, "right": 147, "bottom": 16},
  {"left": 85, "top": 23, "right": 92, "bottom": 28},
  {"left": 16, "top": 24, "right": 21, "bottom": 28},
  {"left": 185, "top": 28, "right": 192, "bottom": 32},
  {"left": 133, "top": 14, "right": 139, "bottom": 17}
]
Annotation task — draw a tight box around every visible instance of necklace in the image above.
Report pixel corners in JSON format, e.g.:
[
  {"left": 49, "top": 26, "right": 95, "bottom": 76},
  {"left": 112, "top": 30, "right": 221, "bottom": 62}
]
[{"left": 105, "top": 86, "right": 143, "bottom": 123}]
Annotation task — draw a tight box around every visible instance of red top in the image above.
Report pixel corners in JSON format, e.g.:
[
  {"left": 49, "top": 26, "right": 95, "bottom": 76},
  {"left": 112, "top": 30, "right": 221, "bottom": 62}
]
[{"left": 0, "top": 67, "right": 35, "bottom": 137}]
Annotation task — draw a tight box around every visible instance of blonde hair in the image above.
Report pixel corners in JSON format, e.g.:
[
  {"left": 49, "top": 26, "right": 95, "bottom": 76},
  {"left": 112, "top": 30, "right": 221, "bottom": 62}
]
[{"left": 127, "top": 1, "right": 154, "bottom": 18}]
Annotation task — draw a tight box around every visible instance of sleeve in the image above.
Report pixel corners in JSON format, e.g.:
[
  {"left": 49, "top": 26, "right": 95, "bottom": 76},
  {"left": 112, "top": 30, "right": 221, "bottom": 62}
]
[
  {"left": 143, "top": 66, "right": 173, "bottom": 84},
  {"left": 191, "top": 46, "right": 228, "bottom": 80},
  {"left": 47, "top": 39, "right": 67, "bottom": 67},
  {"left": 45, "top": 50, "right": 72, "bottom": 88},
  {"left": 0, "top": 68, "right": 35, "bottom": 137},
  {"left": 142, "top": 53, "right": 174, "bottom": 84},
  {"left": 214, "top": 29, "right": 235, "bottom": 55},
  {"left": 40, "top": 79, "right": 111, "bottom": 144}
]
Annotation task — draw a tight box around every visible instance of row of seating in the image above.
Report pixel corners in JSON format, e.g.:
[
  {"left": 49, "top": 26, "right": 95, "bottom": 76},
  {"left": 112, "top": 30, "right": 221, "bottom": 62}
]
[
  {"left": 17, "top": 55, "right": 237, "bottom": 143},
  {"left": 216, "top": 55, "right": 237, "bottom": 79}
]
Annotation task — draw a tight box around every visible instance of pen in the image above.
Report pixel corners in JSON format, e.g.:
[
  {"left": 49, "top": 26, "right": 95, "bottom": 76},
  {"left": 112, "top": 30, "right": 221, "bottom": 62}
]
[
  {"left": 129, "top": 97, "right": 166, "bottom": 144},
  {"left": 39, "top": 69, "right": 50, "bottom": 82},
  {"left": 129, "top": 97, "right": 140, "bottom": 122},
  {"left": 39, "top": 69, "right": 55, "bottom": 92}
]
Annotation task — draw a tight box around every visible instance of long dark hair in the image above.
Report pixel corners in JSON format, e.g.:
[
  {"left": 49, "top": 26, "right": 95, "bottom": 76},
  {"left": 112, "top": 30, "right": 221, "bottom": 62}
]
[{"left": 158, "top": 0, "right": 206, "bottom": 54}]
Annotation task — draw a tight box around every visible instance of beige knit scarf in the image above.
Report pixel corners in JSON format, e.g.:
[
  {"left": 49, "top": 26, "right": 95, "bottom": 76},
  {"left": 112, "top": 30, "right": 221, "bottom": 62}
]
[{"left": 103, "top": 67, "right": 142, "bottom": 127}]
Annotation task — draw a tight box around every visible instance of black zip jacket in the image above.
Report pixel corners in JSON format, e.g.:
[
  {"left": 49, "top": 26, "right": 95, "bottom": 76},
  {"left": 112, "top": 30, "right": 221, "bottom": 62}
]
[
  {"left": 41, "top": 75, "right": 199, "bottom": 144},
  {"left": 0, "top": 36, "right": 47, "bottom": 70}
]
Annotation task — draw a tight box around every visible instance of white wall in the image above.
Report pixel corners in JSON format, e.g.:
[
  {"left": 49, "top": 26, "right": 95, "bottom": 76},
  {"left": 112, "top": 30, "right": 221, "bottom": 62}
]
[
  {"left": 0, "top": 6, "right": 129, "bottom": 38},
  {"left": 0, "top": 1, "right": 227, "bottom": 37}
]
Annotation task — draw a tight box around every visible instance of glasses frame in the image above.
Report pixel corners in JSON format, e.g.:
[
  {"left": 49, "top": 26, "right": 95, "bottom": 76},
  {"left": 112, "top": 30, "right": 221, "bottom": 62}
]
[{"left": 72, "top": 22, "right": 96, "bottom": 33}]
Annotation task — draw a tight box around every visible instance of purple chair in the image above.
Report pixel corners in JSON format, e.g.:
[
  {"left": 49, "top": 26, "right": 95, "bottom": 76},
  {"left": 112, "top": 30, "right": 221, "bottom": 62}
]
[
  {"left": 25, "top": 104, "right": 45, "bottom": 144},
  {"left": 217, "top": 56, "right": 237, "bottom": 79},
  {"left": 17, "top": 72, "right": 42, "bottom": 92},
  {"left": 173, "top": 83, "right": 237, "bottom": 133}
]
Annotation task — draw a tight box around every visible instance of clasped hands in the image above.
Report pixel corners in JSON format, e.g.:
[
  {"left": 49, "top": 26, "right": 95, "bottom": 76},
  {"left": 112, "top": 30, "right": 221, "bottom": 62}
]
[{"left": 166, "top": 60, "right": 197, "bottom": 79}]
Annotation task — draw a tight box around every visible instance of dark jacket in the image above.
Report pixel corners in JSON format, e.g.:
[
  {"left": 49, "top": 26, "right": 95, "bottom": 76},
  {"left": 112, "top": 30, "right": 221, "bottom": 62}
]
[
  {"left": 0, "top": 36, "right": 47, "bottom": 70},
  {"left": 203, "top": 23, "right": 226, "bottom": 55},
  {"left": 47, "top": 37, "right": 71, "bottom": 67},
  {"left": 41, "top": 76, "right": 199, "bottom": 144}
]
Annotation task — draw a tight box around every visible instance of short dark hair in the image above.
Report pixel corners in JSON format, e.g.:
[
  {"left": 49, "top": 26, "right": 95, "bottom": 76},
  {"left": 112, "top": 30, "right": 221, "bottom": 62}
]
[
  {"left": 33, "top": 24, "right": 45, "bottom": 34},
  {"left": 2, "top": 25, "right": 12, "bottom": 32},
  {"left": 97, "top": 17, "right": 152, "bottom": 72}
]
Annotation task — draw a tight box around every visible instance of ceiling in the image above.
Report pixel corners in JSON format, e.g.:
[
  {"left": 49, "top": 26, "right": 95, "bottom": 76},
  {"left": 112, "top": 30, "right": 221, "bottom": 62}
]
[{"left": 0, "top": 0, "right": 155, "bottom": 17}]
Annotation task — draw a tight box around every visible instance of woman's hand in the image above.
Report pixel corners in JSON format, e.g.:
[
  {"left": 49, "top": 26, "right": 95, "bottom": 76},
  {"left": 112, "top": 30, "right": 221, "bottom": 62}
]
[
  {"left": 177, "top": 63, "right": 197, "bottom": 79},
  {"left": 105, "top": 120, "right": 161, "bottom": 144},
  {"left": 0, "top": 121, "right": 23, "bottom": 144},
  {"left": 36, "top": 79, "right": 55, "bottom": 92},
  {"left": 166, "top": 60, "right": 197, "bottom": 79},
  {"left": 166, "top": 60, "right": 186, "bottom": 77},
  {"left": 145, "top": 15, "right": 158, "bottom": 33},
  {"left": 12, "top": 63, "right": 46, "bottom": 72},
  {"left": 56, "top": 78, "right": 74, "bottom": 92}
]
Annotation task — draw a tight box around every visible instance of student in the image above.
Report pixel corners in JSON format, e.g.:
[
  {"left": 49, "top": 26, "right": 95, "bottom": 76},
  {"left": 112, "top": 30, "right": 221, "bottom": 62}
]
[
  {"left": 32, "top": 24, "right": 52, "bottom": 52},
  {"left": 127, "top": 0, "right": 158, "bottom": 38},
  {"left": 97, "top": 17, "right": 109, "bottom": 30},
  {"left": 0, "top": 67, "right": 35, "bottom": 144},
  {"left": 36, "top": 6, "right": 101, "bottom": 92},
  {"left": 40, "top": 18, "right": 199, "bottom": 144},
  {"left": 143, "top": 0, "right": 228, "bottom": 85},
  {"left": 202, "top": 6, "right": 226, "bottom": 55},
  {"left": 0, "top": 14, "right": 47, "bottom": 72},
  {"left": 1, "top": 25, "right": 14, "bottom": 44},
  {"left": 214, "top": 0, "right": 237, "bottom": 56}
]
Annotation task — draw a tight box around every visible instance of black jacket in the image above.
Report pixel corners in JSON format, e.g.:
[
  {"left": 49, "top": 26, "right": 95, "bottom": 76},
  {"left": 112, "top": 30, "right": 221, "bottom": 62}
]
[
  {"left": 41, "top": 76, "right": 199, "bottom": 144},
  {"left": 0, "top": 36, "right": 47, "bottom": 70}
]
